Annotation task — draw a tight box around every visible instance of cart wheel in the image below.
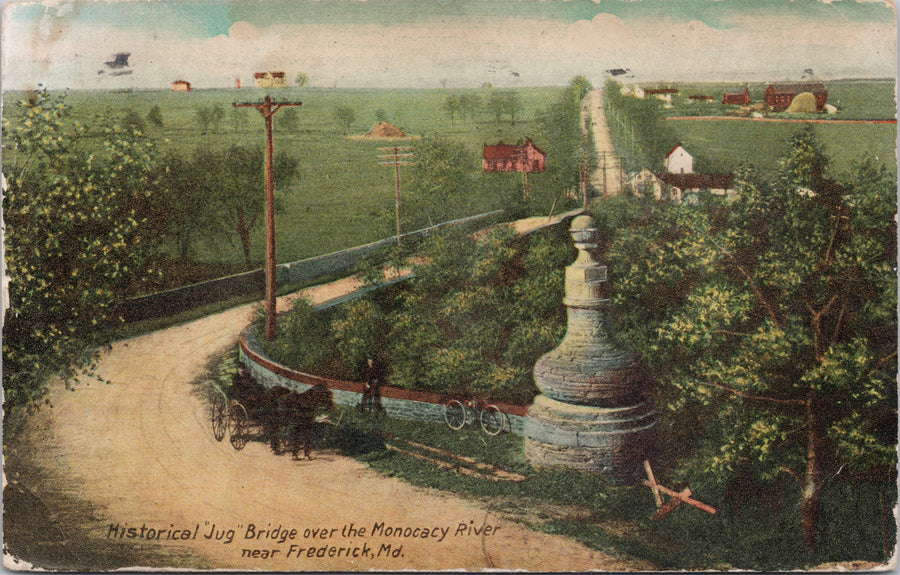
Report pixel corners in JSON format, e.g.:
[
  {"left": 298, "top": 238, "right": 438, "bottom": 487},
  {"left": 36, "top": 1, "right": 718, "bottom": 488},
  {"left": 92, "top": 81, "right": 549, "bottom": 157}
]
[
  {"left": 443, "top": 399, "right": 467, "bottom": 431},
  {"left": 230, "top": 404, "right": 249, "bottom": 451},
  {"left": 480, "top": 404, "right": 506, "bottom": 436},
  {"left": 211, "top": 396, "right": 228, "bottom": 442}
]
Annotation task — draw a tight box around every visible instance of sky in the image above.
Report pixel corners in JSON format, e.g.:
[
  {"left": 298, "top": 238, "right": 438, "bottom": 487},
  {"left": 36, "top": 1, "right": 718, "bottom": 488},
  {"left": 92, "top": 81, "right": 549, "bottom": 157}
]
[{"left": 1, "top": 0, "right": 897, "bottom": 91}]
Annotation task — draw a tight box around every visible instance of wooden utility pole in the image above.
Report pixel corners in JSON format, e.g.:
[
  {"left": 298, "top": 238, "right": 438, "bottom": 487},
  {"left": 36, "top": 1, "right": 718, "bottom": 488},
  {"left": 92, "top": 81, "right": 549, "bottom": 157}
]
[
  {"left": 378, "top": 147, "right": 414, "bottom": 246},
  {"left": 233, "top": 95, "right": 302, "bottom": 341}
]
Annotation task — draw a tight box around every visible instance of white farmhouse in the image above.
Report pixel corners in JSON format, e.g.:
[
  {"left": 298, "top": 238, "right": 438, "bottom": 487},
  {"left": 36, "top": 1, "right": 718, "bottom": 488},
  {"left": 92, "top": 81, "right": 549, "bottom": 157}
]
[{"left": 666, "top": 144, "right": 694, "bottom": 174}]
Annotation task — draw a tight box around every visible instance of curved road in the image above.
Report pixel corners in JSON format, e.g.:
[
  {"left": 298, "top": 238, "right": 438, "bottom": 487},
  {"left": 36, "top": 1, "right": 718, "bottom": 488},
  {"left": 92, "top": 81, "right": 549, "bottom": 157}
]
[{"left": 6, "top": 218, "right": 651, "bottom": 571}]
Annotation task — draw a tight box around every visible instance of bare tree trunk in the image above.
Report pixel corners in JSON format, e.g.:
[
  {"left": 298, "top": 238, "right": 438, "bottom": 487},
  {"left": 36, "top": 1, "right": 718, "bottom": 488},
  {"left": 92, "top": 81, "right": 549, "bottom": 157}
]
[{"left": 801, "top": 390, "right": 824, "bottom": 552}]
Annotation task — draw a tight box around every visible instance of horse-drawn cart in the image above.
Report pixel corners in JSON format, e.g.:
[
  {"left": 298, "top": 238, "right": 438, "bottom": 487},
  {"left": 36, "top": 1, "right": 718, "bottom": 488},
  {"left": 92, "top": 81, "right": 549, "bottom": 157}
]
[{"left": 210, "top": 374, "right": 334, "bottom": 459}]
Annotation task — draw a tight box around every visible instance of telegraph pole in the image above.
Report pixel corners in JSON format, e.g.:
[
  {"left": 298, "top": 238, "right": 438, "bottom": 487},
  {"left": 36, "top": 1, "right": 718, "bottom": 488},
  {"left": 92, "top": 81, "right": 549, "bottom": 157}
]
[
  {"left": 233, "top": 95, "right": 302, "bottom": 341},
  {"left": 378, "top": 146, "right": 414, "bottom": 246}
]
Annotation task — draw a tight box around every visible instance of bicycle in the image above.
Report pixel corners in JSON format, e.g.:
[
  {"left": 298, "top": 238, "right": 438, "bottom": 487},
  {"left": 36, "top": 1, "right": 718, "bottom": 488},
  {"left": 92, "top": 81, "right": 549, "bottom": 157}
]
[{"left": 443, "top": 398, "right": 507, "bottom": 436}]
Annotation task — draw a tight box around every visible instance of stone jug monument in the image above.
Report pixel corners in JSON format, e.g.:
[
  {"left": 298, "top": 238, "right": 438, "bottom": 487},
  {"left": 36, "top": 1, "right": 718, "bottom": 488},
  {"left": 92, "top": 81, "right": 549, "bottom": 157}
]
[{"left": 524, "top": 215, "right": 657, "bottom": 483}]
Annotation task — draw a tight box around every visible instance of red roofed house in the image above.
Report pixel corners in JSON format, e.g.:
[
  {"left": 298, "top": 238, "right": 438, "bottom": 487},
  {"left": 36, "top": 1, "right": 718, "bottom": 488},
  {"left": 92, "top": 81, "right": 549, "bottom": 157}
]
[
  {"left": 666, "top": 144, "right": 694, "bottom": 175},
  {"left": 764, "top": 83, "right": 828, "bottom": 111},
  {"left": 171, "top": 80, "right": 192, "bottom": 92},
  {"left": 483, "top": 139, "right": 546, "bottom": 173}
]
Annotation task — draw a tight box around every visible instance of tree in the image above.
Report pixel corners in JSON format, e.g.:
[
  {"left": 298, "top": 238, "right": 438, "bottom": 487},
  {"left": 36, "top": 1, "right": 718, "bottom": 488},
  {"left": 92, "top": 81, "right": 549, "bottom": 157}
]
[
  {"left": 604, "top": 128, "right": 897, "bottom": 552},
  {"left": 333, "top": 105, "right": 356, "bottom": 133},
  {"left": 276, "top": 107, "right": 299, "bottom": 132},
  {"left": 295, "top": 72, "right": 309, "bottom": 88},
  {"left": 2, "top": 89, "right": 163, "bottom": 417},
  {"left": 214, "top": 145, "right": 300, "bottom": 268},
  {"left": 147, "top": 105, "right": 164, "bottom": 128},
  {"left": 459, "top": 93, "right": 481, "bottom": 120},
  {"left": 486, "top": 90, "right": 507, "bottom": 124},
  {"left": 403, "top": 136, "right": 477, "bottom": 228},
  {"left": 157, "top": 150, "right": 217, "bottom": 260},
  {"left": 122, "top": 108, "right": 146, "bottom": 133},
  {"left": 443, "top": 94, "right": 461, "bottom": 125}
]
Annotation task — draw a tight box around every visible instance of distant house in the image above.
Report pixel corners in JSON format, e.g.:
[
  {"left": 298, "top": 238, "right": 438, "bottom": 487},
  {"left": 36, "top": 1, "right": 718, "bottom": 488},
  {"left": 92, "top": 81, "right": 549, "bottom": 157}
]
[
  {"left": 666, "top": 144, "right": 694, "bottom": 175},
  {"left": 644, "top": 87, "right": 679, "bottom": 96},
  {"left": 254, "top": 71, "right": 287, "bottom": 88},
  {"left": 171, "top": 80, "right": 192, "bottom": 92},
  {"left": 722, "top": 87, "right": 751, "bottom": 105},
  {"left": 764, "top": 83, "right": 827, "bottom": 111},
  {"left": 483, "top": 139, "right": 546, "bottom": 173}
]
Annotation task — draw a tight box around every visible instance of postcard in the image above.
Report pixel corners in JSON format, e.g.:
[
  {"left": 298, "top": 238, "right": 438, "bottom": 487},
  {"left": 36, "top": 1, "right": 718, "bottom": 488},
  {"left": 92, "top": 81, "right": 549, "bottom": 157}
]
[{"left": 2, "top": 0, "right": 897, "bottom": 571}]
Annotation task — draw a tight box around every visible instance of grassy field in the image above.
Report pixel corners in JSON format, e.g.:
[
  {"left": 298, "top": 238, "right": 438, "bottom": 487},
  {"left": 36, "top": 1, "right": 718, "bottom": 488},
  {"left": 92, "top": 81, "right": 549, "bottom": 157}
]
[
  {"left": 3, "top": 86, "right": 564, "bottom": 266},
  {"left": 667, "top": 119, "right": 897, "bottom": 177}
]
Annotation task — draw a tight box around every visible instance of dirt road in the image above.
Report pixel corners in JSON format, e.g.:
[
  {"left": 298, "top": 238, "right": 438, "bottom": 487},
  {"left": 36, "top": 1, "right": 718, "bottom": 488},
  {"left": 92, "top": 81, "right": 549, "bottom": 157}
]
[
  {"left": 584, "top": 88, "right": 624, "bottom": 196},
  {"left": 4, "top": 223, "right": 651, "bottom": 571}
]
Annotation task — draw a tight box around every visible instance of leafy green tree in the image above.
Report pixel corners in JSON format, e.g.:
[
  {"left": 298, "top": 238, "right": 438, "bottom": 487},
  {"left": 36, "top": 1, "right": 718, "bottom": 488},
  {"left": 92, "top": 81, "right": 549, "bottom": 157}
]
[
  {"left": 146, "top": 105, "right": 164, "bottom": 128},
  {"left": 276, "top": 107, "right": 299, "bottom": 132},
  {"left": 459, "top": 93, "right": 481, "bottom": 120},
  {"left": 215, "top": 145, "right": 300, "bottom": 268},
  {"left": 332, "top": 298, "right": 389, "bottom": 379},
  {"left": 538, "top": 77, "right": 595, "bottom": 205},
  {"left": 2, "top": 89, "right": 163, "bottom": 417},
  {"left": 295, "top": 72, "right": 309, "bottom": 88},
  {"left": 603, "top": 78, "right": 677, "bottom": 172},
  {"left": 603, "top": 128, "right": 897, "bottom": 552},
  {"left": 121, "top": 108, "right": 146, "bottom": 133},
  {"left": 157, "top": 150, "right": 218, "bottom": 260},
  {"left": 333, "top": 105, "right": 356, "bottom": 133},
  {"left": 486, "top": 90, "right": 507, "bottom": 124},
  {"left": 403, "top": 136, "right": 479, "bottom": 228}
]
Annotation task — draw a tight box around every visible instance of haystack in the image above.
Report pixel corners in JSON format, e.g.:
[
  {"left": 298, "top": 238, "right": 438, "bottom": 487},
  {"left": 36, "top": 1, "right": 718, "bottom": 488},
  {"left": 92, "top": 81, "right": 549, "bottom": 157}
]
[
  {"left": 366, "top": 122, "right": 407, "bottom": 138},
  {"left": 786, "top": 92, "right": 818, "bottom": 113}
]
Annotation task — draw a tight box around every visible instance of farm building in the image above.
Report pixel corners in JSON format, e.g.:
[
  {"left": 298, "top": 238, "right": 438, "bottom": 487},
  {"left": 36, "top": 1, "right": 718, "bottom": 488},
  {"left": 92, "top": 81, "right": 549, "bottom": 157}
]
[
  {"left": 764, "top": 83, "right": 827, "bottom": 111},
  {"left": 658, "top": 173, "right": 735, "bottom": 202},
  {"left": 254, "top": 71, "right": 287, "bottom": 88},
  {"left": 666, "top": 144, "right": 694, "bottom": 174},
  {"left": 628, "top": 170, "right": 734, "bottom": 203},
  {"left": 483, "top": 139, "right": 546, "bottom": 173},
  {"left": 722, "top": 87, "right": 751, "bottom": 105},
  {"left": 644, "top": 87, "right": 679, "bottom": 96},
  {"left": 171, "top": 80, "right": 191, "bottom": 91}
]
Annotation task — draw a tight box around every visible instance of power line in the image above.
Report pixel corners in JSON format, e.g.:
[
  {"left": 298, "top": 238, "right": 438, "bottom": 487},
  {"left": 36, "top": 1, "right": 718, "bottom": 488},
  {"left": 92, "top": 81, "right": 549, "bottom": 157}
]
[
  {"left": 232, "top": 95, "right": 303, "bottom": 341},
  {"left": 378, "top": 146, "right": 415, "bottom": 246}
]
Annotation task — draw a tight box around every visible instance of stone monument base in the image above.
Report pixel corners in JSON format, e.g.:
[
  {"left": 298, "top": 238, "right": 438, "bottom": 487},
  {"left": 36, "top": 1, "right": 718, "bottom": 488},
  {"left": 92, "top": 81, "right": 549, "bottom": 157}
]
[{"left": 523, "top": 395, "right": 657, "bottom": 484}]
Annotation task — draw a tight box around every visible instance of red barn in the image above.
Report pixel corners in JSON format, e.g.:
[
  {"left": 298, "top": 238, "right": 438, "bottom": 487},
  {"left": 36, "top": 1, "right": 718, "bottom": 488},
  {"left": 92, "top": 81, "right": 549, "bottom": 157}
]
[
  {"left": 722, "top": 87, "right": 750, "bottom": 105},
  {"left": 764, "top": 83, "right": 827, "bottom": 111},
  {"left": 483, "top": 139, "right": 546, "bottom": 173}
]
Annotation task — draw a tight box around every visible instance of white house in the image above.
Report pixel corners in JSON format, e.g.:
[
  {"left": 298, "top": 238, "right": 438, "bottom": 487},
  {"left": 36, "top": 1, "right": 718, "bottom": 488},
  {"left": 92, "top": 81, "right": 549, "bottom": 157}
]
[{"left": 666, "top": 144, "right": 694, "bottom": 174}]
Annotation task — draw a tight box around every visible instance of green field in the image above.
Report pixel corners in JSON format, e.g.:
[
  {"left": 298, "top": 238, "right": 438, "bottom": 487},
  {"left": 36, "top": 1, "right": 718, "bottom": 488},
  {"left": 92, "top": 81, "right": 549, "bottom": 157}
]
[
  {"left": 668, "top": 119, "right": 897, "bottom": 177},
  {"left": 3, "top": 86, "right": 564, "bottom": 266}
]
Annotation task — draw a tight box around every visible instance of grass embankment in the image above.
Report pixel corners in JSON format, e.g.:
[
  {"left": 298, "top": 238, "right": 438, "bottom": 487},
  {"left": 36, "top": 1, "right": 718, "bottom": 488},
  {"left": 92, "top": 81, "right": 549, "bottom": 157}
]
[{"left": 305, "top": 408, "right": 892, "bottom": 571}]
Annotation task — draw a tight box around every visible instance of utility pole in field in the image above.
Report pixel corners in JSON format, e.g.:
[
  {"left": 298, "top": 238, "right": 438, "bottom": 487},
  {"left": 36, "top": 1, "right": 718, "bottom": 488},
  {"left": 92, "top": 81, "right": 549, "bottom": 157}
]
[
  {"left": 378, "top": 146, "right": 414, "bottom": 246},
  {"left": 233, "top": 95, "right": 302, "bottom": 341}
]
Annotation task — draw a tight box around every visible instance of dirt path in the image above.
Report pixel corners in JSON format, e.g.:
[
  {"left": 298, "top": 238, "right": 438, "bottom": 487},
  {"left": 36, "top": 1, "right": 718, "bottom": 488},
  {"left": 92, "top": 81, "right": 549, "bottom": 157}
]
[
  {"left": 584, "top": 88, "right": 624, "bottom": 197},
  {"left": 5, "top": 244, "right": 651, "bottom": 571}
]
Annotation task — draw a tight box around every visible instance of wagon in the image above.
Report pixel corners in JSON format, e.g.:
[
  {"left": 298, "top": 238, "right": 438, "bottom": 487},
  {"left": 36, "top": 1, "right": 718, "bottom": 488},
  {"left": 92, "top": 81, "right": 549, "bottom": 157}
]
[{"left": 210, "top": 374, "right": 334, "bottom": 458}]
